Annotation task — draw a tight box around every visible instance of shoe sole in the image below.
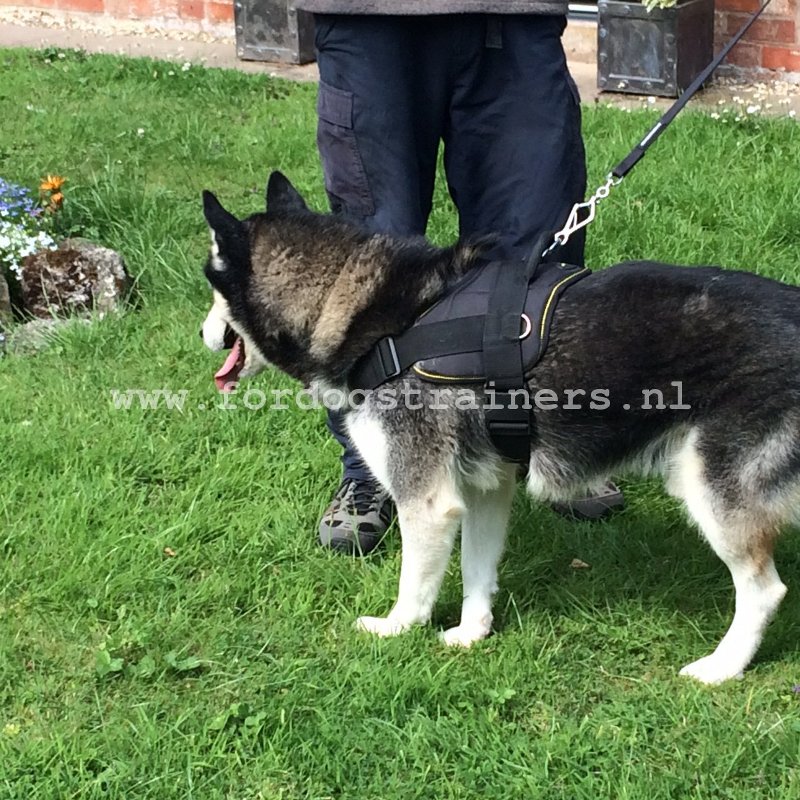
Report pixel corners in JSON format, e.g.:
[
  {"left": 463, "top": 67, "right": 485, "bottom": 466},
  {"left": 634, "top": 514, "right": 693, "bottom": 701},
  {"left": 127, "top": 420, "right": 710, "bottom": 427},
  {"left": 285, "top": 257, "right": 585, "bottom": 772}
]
[
  {"left": 320, "top": 533, "right": 382, "bottom": 556},
  {"left": 551, "top": 486, "right": 625, "bottom": 521}
]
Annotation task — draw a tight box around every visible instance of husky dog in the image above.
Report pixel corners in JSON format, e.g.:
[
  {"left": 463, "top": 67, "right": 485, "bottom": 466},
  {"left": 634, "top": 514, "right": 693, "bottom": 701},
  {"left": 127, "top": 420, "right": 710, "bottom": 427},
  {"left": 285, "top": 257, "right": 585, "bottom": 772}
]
[{"left": 201, "top": 172, "right": 800, "bottom": 685}]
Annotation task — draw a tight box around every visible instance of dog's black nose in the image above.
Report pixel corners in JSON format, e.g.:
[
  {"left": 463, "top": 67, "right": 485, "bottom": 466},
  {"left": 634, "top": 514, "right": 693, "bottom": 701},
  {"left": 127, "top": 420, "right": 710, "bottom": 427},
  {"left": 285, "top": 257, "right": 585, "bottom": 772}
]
[{"left": 198, "top": 328, "right": 204, "bottom": 340}]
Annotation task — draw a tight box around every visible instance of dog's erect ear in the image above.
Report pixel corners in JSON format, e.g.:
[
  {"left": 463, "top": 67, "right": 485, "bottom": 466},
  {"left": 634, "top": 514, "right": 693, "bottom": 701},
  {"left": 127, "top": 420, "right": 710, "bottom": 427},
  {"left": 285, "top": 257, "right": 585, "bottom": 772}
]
[
  {"left": 266, "top": 171, "right": 309, "bottom": 213},
  {"left": 203, "top": 190, "right": 241, "bottom": 235},
  {"left": 202, "top": 190, "right": 247, "bottom": 273}
]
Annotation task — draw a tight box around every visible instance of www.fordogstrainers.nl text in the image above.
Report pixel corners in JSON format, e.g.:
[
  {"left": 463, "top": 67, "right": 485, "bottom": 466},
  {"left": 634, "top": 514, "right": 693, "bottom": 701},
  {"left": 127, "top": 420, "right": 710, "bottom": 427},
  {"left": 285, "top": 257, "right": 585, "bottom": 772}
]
[{"left": 109, "top": 382, "right": 691, "bottom": 413}]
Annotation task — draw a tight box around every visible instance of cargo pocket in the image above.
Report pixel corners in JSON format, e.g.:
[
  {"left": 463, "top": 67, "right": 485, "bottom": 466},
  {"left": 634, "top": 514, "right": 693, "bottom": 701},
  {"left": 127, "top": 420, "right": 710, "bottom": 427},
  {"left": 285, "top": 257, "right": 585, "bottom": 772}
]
[{"left": 316, "top": 80, "right": 375, "bottom": 217}]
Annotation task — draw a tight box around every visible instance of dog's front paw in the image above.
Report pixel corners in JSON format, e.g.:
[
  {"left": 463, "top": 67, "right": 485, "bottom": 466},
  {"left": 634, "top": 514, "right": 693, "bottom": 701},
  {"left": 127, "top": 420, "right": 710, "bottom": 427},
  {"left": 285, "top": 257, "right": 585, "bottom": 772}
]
[
  {"left": 355, "top": 615, "right": 410, "bottom": 638},
  {"left": 439, "top": 624, "right": 490, "bottom": 648},
  {"left": 679, "top": 654, "right": 745, "bottom": 685}
]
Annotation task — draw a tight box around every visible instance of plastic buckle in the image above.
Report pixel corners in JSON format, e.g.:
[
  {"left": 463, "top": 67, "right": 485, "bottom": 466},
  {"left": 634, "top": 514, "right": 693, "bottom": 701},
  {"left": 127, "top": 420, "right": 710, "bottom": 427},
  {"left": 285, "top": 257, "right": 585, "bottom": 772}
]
[
  {"left": 485, "top": 390, "right": 531, "bottom": 462},
  {"left": 376, "top": 337, "right": 401, "bottom": 381},
  {"left": 487, "top": 419, "right": 530, "bottom": 438}
]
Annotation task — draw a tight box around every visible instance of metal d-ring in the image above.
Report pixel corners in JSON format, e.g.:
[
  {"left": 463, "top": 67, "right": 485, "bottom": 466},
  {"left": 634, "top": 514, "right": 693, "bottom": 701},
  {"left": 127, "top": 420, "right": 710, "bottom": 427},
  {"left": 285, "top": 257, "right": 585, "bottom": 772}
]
[{"left": 519, "top": 313, "right": 532, "bottom": 340}]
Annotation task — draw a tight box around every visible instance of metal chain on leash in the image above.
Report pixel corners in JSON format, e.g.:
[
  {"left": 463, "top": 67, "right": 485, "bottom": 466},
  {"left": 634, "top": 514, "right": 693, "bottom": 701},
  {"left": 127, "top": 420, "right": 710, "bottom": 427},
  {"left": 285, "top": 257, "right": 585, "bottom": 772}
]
[{"left": 543, "top": 0, "right": 773, "bottom": 257}]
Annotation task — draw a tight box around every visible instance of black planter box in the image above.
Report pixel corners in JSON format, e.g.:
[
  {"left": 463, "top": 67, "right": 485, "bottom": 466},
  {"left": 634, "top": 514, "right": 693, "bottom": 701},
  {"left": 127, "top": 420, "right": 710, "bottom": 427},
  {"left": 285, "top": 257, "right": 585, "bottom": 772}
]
[
  {"left": 235, "top": 0, "right": 316, "bottom": 65},
  {"left": 597, "top": 0, "right": 715, "bottom": 97}
]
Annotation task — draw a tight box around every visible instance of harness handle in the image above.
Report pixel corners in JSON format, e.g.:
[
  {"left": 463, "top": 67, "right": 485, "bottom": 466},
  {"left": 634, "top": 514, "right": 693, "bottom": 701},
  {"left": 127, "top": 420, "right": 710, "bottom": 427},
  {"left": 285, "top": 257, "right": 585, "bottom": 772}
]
[{"left": 525, "top": 229, "right": 559, "bottom": 276}]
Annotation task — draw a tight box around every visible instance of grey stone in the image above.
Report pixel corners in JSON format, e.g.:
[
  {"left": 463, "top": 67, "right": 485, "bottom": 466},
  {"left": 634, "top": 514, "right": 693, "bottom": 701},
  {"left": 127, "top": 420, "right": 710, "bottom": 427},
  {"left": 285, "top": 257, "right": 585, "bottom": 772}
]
[
  {"left": 0, "top": 271, "right": 11, "bottom": 331},
  {"left": 5, "top": 318, "right": 66, "bottom": 356},
  {"left": 20, "top": 238, "right": 131, "bottom": 319},
  {"left": 4, "top": 317, "right": 93, "bottom": 357}
]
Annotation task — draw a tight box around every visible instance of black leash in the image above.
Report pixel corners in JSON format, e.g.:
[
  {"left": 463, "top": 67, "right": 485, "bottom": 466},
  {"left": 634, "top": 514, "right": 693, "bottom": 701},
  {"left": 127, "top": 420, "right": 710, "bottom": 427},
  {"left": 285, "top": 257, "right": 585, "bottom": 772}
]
[
  {"left": 547, "top": 0, "right": 775, "bottom": 253},
  {"left": 611, "top": 0, "right": 774, "bottom": 180}
]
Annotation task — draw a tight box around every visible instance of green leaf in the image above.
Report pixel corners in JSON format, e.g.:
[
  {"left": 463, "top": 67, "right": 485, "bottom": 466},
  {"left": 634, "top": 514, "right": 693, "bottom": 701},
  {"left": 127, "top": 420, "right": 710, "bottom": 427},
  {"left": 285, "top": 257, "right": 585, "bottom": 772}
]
[
  {"left": 134, "top": 654, "right": 156, "bottom": 678},
  {"left": 164, "top": 651, "right": 205, "bottom": 672},
  {"left": 95, "top": 648, "right": 124, "bottom": 678},
  {"left": 208, "top": 712, "right": 231, "bottom": 731}
]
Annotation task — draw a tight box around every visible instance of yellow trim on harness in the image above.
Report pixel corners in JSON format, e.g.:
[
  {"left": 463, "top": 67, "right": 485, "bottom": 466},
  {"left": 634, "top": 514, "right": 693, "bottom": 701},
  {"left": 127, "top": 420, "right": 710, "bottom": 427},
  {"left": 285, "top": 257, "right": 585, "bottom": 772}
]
[
  {"left": 412, "top": 364, "right": 480, "bottom": 382},
  {"left": 539, "top": 268, "right": 590, "bottom": 340}
]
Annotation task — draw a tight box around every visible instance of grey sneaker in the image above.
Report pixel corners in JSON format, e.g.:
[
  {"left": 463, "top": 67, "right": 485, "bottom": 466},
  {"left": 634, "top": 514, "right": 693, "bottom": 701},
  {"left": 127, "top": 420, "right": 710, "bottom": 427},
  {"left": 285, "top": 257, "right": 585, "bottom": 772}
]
[
  {"left": 318, "top": 478, "right": 394, "bottom": 555},
  {"left": 551, "top": 481, "right": 625, "bottom": 521}
]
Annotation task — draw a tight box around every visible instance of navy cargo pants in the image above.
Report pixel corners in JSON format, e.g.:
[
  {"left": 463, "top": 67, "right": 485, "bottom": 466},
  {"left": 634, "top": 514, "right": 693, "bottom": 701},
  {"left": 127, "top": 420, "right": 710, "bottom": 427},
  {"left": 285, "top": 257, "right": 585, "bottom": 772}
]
[{"left": 314, "top": 13, "right": 587, "bottom": 482}]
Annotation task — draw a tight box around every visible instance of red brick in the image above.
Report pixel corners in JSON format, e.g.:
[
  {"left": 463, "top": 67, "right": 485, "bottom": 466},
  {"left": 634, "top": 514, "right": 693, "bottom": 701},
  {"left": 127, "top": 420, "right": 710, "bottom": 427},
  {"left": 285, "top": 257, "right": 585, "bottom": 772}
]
[
  {"left": 726, "top": 0, "right": 795, "bottom": 14},
  {"left": 207, "top": 0, "right": 233, "bottom": 22},
  {"left": 57, "top": 0, "right": 105, "bottom": 13},
  {"left": 724, "top": 14, "right": 796, "bottom": 44},
  {"left": 723, "top": 40, "right": 764, "bottom": 67},
  {"left": 762, "top": 45, "right": 800, "bottom": 70},
  {"left": 178, "top": 0, "right": 203, "bottom": 18},
  {"left": 716, "top": 0, "right": 761, "bottom": 12},
  {"left": 720, "top": 0, "right": 797, "bottom": 16}
]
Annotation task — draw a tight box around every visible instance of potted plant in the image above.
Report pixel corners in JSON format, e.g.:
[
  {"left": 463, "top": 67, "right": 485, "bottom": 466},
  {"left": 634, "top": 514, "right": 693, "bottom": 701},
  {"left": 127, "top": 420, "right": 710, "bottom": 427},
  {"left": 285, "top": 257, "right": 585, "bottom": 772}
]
[{"left": 597, "top": 0, "right": 715, "bottom": 97}]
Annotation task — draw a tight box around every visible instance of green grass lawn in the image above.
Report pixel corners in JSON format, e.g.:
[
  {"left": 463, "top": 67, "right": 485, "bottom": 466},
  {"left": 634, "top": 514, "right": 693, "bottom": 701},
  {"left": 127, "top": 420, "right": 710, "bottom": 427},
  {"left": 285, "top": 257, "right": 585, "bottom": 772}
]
[{"left": 2, "top": 47, "right": 800, "bottom": 799}]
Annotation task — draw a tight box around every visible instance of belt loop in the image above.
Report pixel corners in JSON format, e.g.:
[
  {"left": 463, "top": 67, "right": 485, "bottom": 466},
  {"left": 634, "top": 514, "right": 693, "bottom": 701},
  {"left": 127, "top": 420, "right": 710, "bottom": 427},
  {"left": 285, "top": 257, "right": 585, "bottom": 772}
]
[{"left": 485, "top": 16, "right": 503, "bottom": 49}]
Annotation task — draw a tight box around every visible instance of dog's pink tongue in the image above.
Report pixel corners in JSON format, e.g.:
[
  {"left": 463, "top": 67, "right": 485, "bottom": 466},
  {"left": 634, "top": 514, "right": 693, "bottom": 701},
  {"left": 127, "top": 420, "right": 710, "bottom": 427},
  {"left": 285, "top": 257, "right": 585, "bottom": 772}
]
[{"left": 214, "top": 337, "right": 244, "bottom": 392}]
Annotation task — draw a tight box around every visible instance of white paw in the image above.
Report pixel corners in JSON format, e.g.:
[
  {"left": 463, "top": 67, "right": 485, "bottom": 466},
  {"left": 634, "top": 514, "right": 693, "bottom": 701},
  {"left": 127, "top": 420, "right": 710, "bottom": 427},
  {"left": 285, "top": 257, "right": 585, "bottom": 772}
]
[
  {"left": 679, "top": 654, "right": 745, "bottom": 685},
  {"left": 355, "top": 615, "right": 410, "bottom": 638},
  {"left": 439, "top": 624, "right": 490, "bottom": 648}
]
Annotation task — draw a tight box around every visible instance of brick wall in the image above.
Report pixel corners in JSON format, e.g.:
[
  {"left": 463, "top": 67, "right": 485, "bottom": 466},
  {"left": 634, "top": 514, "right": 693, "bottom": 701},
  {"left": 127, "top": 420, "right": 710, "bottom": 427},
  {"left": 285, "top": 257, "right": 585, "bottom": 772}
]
[
  {"left": 0, "top": 0, "right": 234, "bottom": 33},
  {"left": 716, "top": 0, "right": 800, "bottom": 73}
]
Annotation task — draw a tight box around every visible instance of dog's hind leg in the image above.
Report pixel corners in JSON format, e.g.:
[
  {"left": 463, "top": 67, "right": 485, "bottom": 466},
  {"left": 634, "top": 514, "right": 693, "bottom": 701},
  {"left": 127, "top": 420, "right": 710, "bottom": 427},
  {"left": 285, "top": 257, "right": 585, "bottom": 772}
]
[
  {"left": 441, "top": 463, "right": 517, "bottom": 647},
  {"left": 679, "top": 518, "right": 786, "bottom": 685},
  {"left": 356, "top": 471, "right": 464, "bottom": 638},
  {"left": 672, "top": 432, "right": 788, "bottom": 685}
]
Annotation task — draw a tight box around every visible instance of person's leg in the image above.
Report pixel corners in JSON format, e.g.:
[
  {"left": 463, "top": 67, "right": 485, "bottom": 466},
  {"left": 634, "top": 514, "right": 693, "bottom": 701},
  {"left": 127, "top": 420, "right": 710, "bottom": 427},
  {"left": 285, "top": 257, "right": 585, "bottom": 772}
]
[
  {"left": 443, "top": 15, "right": 621, "bottom": 518},
  {"left": 443, "top": 14, "right": 586, "bottom": 265},
  {"left": 314, "top": 14, "right": 446, "bottom": 236},
  {"left": 314, "top": 14, "right": 448, "bottom": 551}
]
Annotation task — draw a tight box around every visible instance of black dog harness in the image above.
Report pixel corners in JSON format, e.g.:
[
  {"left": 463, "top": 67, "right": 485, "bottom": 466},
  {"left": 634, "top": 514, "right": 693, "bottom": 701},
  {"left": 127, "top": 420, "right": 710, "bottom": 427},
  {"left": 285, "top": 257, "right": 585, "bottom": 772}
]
[{"left": 349, "top": 240, "right": 590, "bottom": 463}]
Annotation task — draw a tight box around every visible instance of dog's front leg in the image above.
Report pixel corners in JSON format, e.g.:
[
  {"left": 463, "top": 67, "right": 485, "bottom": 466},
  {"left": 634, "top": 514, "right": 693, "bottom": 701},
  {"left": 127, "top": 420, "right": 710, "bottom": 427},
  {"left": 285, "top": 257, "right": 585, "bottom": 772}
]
[
  {"left": 441, "top": 464, "right": 516, "bottom": 647},
  {"left": 357, "top": 483, "right": 463, "bottom": 638}
]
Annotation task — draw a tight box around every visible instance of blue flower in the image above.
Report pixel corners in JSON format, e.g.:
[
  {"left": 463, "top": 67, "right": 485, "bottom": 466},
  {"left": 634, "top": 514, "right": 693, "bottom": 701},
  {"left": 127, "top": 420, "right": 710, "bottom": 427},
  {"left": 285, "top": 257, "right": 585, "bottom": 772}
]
[{"left": 0, "top": 179, "right": 40, "bottom": 223}]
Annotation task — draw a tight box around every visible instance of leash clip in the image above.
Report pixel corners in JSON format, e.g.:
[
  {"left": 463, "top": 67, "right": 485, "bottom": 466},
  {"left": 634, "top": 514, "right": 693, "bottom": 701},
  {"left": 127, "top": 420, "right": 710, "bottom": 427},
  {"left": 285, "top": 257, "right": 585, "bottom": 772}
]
[{"left": 544, "top": 173, "right": 622, "bottom": 257}]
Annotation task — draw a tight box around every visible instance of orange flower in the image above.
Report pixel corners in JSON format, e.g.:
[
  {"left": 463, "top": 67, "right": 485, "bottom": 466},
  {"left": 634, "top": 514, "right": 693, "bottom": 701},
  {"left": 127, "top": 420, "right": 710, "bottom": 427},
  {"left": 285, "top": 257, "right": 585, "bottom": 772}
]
[
  {"left": 48, "top": 192, "right": 64, "bottom": 210},
  {"left": 40, "top": 174, "right": 66, "bottom": 192}
]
